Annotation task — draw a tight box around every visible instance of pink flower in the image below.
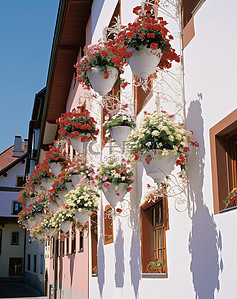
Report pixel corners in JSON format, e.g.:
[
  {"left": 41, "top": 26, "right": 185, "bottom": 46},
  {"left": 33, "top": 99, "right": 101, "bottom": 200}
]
[
  {"left": 103, "top": 182, "right": 111, "bottom": 188},
  {"left": 80, "top": 177, "right": 87, "bottom": 183},
  {"left": 102, "top": 176, "right": 108, "bottom": 181}
]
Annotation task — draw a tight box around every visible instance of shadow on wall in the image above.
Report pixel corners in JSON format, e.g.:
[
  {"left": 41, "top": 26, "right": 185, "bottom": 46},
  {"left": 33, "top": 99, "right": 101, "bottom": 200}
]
[
  {"left": 91, "top": 0, "right": 106, "bottom": 36},
  {"left": 115, "top": 220, "right": 125, "bottom": 287},
  {"left": 70, "top": 254, "right": 75, "bottom": 286},
  {"left": 187, "top": 99, "right": 223, "bottom": 299}
]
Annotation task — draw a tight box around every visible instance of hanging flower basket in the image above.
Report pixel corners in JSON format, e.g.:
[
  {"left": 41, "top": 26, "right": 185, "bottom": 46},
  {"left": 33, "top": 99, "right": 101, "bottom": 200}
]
[
  {"left": 117, "top": 4, "right": 180, "bottom": 80},
  {"left": 86, "top": 66, "right": 119, "bottom": 96},
  {"left": 74, "top": 209, "right": 91, "bottom": 225},
  {"left": 101, "top": 183, "right": 128, "bottom": 207},
  {"left": 60, "top": 221, "right": 71, "bottom": 234},
  {"left": 69, "top": 136, "right": 89, "bottom": 154},
  {"left": 49, "top": 162, "right": 64, "bottom": 177},
  {"left": 127, "top": 46, "right": 162, "bottom": 79},
  {"left": 74, "top": 42, "right": 129, "bottom": 95},
  {"left": 111, "top": 126, "right": 132, "bottom": 148},
  {"left": 141, "top": 150, "right": 178, "bottom": 184}
]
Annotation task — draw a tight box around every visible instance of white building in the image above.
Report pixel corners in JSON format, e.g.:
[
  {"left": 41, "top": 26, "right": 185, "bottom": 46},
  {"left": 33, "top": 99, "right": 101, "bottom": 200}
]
[
  {"left": 34, "top": 0, "right": 237, "bottom": 298},
  {"left": 0, "top": 136, "right": 27, "bottom": 280}
]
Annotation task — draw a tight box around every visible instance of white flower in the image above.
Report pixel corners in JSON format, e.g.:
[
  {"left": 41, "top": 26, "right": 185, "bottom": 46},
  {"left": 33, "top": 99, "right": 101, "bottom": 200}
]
[{"left": 152, "top": 130, "right": 159, "bottom": 136}]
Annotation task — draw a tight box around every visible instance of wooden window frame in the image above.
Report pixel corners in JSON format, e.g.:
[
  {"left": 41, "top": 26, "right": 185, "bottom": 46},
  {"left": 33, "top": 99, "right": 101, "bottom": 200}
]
[
  {"left": 104, "top": 205, "right": 113, "bottom": 245},
  {"left": 91, "top": 212, "right": 98, "bottom": 275},
  {"left": 11, "top": 231, "right": 20, "bottom": 245},
  {"left": 210, "top": 109, "right": 237, "bottom": 214},
  {"left": 140, "top": 197, "right": 169, "bottom": 274}
]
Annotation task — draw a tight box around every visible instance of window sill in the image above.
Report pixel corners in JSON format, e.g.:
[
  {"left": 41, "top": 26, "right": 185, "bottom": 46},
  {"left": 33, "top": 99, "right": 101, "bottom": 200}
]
[
  {"left": 92, "top": 274, "right": 98, "bottom": 277},
  {"left": 142, "top": 273, "right": 168, "bottom": 279},
  {"left": 220, "top": 206, "right": 237, "bottom": 213}
]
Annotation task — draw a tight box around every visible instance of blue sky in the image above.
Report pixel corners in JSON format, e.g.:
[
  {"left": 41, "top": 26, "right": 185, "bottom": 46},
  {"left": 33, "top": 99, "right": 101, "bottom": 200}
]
[{"left": 0, "top": 0, "right": 59, "bottom": 153}]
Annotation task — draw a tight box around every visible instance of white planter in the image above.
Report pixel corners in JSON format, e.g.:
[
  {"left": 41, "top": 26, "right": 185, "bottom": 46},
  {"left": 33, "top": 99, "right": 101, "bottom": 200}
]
[
  {"left": 48, "top": 202, "right": 59, "bottom": 214},
  {"left": 86, "top": 66, "right": 119, "bottom": 96},
  {"left": 141, "top": 150, "right": 178, "bottom": 184},
  {"left": 71, "top": 174, "right": 82, "bottom": 187},
  {"left": 29, "top": 218, "right": 38, "bottom": 227},
  {"left": 57, "top": 190, "right": 68, "bottom": 205},
  {"left": 44, "top": 228, "right": 57, "bottom": 238},
  {"left": 60, "top": 221, "right": 71, "bottom": 233},
  {"left": 34, "top": 213, "right": 43, "bottom": 222},
  {"left": 101, "top": 183, "right": 128, "bottom": 207},
  {"left": 128, "top": 46, "right": 162, "bottom": 79},
  {"left": 69, "top": 136, "right": 89, "bottom": 154},
  {"left": 34, "top": 186, "right": 42, "bottom": 194},
  {"left": 49, "top": 162, "right": 63, "bottom": 177},
  {"left": 65, "top": 181, "right": 74, "bottom": 191},
  {"left": 74, "top": 209, "right": 90, "bottom": 225},
  {"left": 40, "top": 179, "right": 53, "bottom": 192},
  {"left": 111, "top": 126, "right": 132, "bottom": 148}
]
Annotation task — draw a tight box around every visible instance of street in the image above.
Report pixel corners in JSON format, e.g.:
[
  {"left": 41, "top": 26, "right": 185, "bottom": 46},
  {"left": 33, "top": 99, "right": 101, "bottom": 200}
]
[{"left": 0, "top": 282, "right": 47, "bottom": 299}]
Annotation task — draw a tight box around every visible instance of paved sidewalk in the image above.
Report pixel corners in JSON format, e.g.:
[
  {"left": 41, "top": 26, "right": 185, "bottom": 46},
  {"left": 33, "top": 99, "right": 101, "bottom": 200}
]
[{"left": 0, "top": 282, "right": 47, "bottom": 299}]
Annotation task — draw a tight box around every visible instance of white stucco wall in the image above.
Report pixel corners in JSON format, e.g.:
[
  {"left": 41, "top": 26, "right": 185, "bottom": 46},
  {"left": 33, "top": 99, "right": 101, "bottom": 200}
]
[{"left": 86, "top": 1, "right": 237, "bottom": 299}]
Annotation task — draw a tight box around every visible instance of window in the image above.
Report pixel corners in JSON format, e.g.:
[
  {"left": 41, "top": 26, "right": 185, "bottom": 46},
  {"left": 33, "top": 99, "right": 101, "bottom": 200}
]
[
  {"left": 79, "top": 231, "right": 84, "bottom": 252},
  {"left": 33, "top": 255, "right": 37, "bottom": 273},
  {"left": 104, "top": 206, "right": 113, "bottom": 245},
  {"left": 71, "top": 225, "right": 76, "bottom": 254},
  {"left": 27, "top": 255, "right": 31, "bottom": 271},
  {"left": 140, "top": 197, "right": 169, "bottom": 274},
  {"left": 16, "top": 176, "right": 24, "bottom": 187},
  {"left": 12, "top": 202, "right": 22, "bottom": 215},
  {"left": 40, "top": 254, "right": 44, "bottom": 274},
  {"left": 66, "top": 235, "right": 70, "bottom": 254},
  {"left": 91, "top": 212, "right": 98, "bottom": 275},
  {"left": 210, "top": 109, "right": 237, "bottom": 214},
  {"left": 11, "top": 232, "right": 20, "bottom": 245},
  {"left": 182, "top": 0, "right": 205, "bottom": 48},
  {"left": 0, "top": 229, "right": 2, "bottom": 255}
]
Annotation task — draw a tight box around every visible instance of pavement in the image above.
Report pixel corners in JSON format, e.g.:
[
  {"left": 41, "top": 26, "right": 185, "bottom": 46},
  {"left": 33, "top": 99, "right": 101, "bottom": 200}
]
[{"left": 0, "top": 282, "right": 47, "bottom": 299}]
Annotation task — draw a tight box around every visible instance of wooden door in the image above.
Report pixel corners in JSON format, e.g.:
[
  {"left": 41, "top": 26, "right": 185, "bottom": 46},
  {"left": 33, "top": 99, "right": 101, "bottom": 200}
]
[{"left": 9, "top": 258, "right": 23, "bottom": 276}]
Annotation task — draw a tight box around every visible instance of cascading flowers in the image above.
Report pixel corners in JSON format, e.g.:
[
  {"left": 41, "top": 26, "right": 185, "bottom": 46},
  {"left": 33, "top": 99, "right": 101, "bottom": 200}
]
[
  {"left": 126, "top": 110, "right": 199, "bottom": 170},
  {"left": 57, "top": 105, "right": 99, "bottom": 141},
  {"left": 74, "top": 42, "right": 129, "bottom": 90}
]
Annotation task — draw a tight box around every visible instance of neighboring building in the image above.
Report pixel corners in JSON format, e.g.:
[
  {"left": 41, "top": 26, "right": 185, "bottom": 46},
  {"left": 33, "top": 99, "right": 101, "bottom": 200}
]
[
  {"left": 32, "top": 0, "right": 237, "bottom": 299},
  {"left": 24, "top": 88, "right": 47, "bottom": 295},
  {"left": 0, "top": 136, "right": 27, "bottom": 280}
]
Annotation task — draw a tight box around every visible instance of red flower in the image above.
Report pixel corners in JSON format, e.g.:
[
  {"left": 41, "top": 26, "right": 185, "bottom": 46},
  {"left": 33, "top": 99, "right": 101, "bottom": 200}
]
[
  {"left": 81, "top": 135, "right": 89, "bottom": 142},
  {"left": 145, "top": 156, "right": 152, "bottom": 165},
  {"left": 116, "top": 208, "right": 123, "bottom": 213},
  {"left": 183, "top": 147, "right": 190, "bottom": 153},
  {"left": 127, "top": 186, "right": 132, "bottom": 192},
  {"left": 150, "top": 43, "right": 158, "bottom": 50},
  {"left": 116, "top": 192, "right": 120, "bottom": 196},
  {"left": 104, "top": 72, "right": 109, "bottom": 79}
]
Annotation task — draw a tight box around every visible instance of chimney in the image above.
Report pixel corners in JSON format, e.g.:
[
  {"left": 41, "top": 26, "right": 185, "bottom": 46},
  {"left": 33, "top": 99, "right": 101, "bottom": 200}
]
[
  {"left": 12, "top": 135, "right": 24, "bottom": 158},
  {"left": 24, "top": 138, "right": 28, "bottom": 153}
]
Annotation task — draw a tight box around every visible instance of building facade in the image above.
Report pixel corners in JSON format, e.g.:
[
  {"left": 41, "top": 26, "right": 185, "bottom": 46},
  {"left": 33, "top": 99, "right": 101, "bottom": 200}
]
[
  {"left": 0, "top": 136, "right": 27, "bottom": 280},
  {"left": 32, "top": 0, "right": 237, "bottom": 298}
]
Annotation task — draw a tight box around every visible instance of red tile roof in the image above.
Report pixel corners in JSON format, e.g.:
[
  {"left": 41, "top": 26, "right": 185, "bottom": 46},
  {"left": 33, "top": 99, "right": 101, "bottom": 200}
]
[{"left": 0, "top": 143, "right": 25, "bottom": 171}]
